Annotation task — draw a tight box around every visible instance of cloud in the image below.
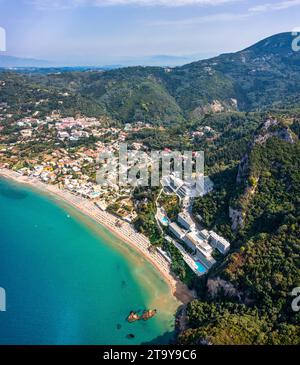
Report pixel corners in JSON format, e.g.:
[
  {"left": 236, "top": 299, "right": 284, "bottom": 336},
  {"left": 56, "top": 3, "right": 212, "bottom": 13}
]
[
  {"left": 151, "top": 12, "right": 249, "bottom": 26},
  {"left": 29, "top": 0, "right": 239, "bottom": 9},
  {"left": 151, "top": 0, "right": 300, "bottom": 27},
  {"left": 249, "top": 0, "right": 300, "bottom": 13}
]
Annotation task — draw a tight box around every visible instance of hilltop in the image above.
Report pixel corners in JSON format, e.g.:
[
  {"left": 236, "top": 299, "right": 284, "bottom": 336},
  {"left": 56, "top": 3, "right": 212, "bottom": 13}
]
[{"left": 1, "top": 32, "right": 300, "bottom": 124}]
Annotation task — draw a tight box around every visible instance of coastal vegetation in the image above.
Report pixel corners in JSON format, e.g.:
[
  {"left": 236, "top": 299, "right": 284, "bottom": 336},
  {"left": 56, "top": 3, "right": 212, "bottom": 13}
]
[
  {"left": 0, "top": 32, "right": 299, "bottom": 345},
  {"left": 132, "top": 187, "right": 164, "bottom": 245},
  {"left": 181, "top": 118, "right": 300, "bottom": 345}
]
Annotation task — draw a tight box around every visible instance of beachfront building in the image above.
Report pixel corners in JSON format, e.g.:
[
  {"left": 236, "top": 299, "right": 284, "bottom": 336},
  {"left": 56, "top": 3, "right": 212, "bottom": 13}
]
[
  {"left": 162, "top": 174, "right": 214, "bottom": 200},
  {"left": 196, "top": 248, "right": 216, "bottom": 270},
  {"left": 209, "top": 231, "right": 230, "bottom": 254},
  {"left": 162, "top": 174, "right": 195, "bottom": 199},
  {"left": 169, "top": 222, "right": 186, "bottom": 240},
  {"left": 156, "top": 247, "right": 172, "bottom": 264},
  {"left": 199, "top": 229, "right": 210, "bottom": 241},
  {"left": 184, "top": 231, "right": 212, "bottom": 254},
  {"left": 167, "top": 212, "right": 227, "bottom": 273},
  {"left": 183, "top": 231, "right": 216, "bottom": 270},
  {"left": 165, "top": 235, "right": 207, "bottom": 276},
  {"left": 177, "top": 211, "right": 195, "bottom": 231}
]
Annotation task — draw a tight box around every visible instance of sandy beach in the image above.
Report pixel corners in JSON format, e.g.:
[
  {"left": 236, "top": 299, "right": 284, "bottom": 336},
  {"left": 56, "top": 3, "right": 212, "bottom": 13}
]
[{"left": 0, "top": 168, "right": 195, "bottom": 304}]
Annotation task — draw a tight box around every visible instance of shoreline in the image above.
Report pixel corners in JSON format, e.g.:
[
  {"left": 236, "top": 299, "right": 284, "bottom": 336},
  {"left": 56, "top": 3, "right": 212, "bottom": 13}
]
[{"left": 0, "top": 168, "right": 195, "bottom": 305}]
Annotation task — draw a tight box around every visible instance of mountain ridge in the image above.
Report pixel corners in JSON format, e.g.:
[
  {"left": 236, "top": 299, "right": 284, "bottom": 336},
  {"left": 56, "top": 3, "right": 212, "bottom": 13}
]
[
  {"left": 0, "top": 55, "right": 53, "bottom": 68},
  {"left": 73, "top": 32, "right": 300, "bottom": 123},
  {"left": 1, "top": 32, "right": 300, "bottom": 124}
]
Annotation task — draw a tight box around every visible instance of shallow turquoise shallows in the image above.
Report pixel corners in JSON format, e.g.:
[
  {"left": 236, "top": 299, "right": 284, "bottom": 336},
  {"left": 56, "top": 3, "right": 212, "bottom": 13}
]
[{"left": 0, "top": 178, "right": 177, "bottom": 345}]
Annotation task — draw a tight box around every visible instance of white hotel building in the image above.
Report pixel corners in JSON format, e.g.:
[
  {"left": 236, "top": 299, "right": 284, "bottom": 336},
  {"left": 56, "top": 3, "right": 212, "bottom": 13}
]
[
  {"left": 184, "top": 231, "right": 216, "bottom": 269},
  {"left": 177, "top": 212, "right": 195, "bottom": 230},
  {"left": 209, "top": 231, "right": 230, "bottom": 254}
]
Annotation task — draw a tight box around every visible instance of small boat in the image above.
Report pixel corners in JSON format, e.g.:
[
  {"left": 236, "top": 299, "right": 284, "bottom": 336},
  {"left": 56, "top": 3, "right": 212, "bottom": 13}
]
[
  {"left": 127, "top": 309, "right": 157, "bottom": 323},
  {"left": 141, "top": 309, "right": 157, "bottom": 321},
  {"left": 127, "top": 311, "right": 141, "bottom": 323}
]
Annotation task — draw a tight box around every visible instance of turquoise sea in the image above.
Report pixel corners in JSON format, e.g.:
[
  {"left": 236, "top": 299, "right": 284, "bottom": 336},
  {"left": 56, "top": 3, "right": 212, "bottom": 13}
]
[{"left": 0, "top": 178, "right": 178, "bottom": 345}]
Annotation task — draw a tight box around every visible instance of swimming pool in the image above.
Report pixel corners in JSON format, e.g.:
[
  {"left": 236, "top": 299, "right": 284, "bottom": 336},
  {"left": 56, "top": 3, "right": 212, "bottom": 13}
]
[
  {"left": 196, "top": 261, "right": 207, "bottom": 274},
  {"left": 161, "top": 216, "right": 169, "bottom": 225}
]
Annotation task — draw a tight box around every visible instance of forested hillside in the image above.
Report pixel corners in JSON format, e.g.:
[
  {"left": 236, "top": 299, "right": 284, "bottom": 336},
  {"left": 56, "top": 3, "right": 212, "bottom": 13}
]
[
  {"left": 1, "top": 33, "right": 300, "bottom": 124},
  {"left": 0, "top": 31, "right": 299, "bottom": 345},
  {"left": 180, "top": 117, "right": 300, "bottom": 345}
]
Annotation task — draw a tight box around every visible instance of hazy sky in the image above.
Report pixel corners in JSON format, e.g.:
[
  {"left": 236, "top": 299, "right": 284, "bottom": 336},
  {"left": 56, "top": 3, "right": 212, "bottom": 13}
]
[{"left": 0, "top": 0, "right": 300, "bottom": 65}]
